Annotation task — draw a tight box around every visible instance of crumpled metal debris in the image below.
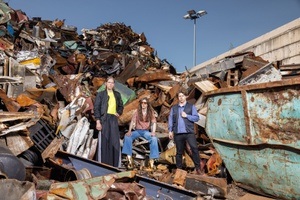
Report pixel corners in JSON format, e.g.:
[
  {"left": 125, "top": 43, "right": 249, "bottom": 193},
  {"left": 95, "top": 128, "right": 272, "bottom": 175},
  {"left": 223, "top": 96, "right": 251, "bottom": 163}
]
[
  {"left": 47, "top": 171, "right": 145, "bottom": 200},
  {"left": 1, "top": 2, "right": 295, "bottom": 199}
]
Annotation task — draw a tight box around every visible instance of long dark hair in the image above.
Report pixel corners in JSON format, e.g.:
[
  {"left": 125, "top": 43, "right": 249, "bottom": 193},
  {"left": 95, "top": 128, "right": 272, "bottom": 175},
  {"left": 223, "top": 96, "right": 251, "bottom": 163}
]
[{"left": 137, "top": 97, "right": 153, "bottom": 122}]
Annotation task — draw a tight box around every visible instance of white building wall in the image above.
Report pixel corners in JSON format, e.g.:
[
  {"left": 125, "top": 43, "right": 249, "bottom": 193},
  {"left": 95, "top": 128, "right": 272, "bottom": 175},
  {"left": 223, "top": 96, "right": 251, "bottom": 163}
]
[{"left": 190, "top": 18, "right": 300, "bottom": 76}]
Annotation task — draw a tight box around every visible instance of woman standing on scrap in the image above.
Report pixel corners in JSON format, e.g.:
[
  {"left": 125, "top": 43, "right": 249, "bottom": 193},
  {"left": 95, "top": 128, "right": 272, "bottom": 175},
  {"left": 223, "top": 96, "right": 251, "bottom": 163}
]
[{"left": 94, "top": 76, "right": 124, "bottom": 167}]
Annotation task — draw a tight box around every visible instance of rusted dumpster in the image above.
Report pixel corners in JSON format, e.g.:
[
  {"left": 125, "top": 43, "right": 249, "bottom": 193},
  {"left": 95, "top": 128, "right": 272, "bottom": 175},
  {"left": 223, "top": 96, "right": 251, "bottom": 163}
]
[{"left": 205, "top": 78, "right": 300, "bottom": 200}]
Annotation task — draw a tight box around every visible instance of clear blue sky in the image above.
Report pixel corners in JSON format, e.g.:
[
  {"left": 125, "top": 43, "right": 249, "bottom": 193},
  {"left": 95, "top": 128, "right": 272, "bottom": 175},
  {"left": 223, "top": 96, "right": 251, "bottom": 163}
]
[{"left": 6, "top": 0, "right": 300, "bottom": 72}]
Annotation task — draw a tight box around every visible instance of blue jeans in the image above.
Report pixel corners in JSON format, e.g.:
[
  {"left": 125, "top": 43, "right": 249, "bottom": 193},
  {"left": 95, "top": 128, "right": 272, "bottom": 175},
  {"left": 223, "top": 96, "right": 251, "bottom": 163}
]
[{"left": 122, "top": 129, "right": 159, "bottom": 159}]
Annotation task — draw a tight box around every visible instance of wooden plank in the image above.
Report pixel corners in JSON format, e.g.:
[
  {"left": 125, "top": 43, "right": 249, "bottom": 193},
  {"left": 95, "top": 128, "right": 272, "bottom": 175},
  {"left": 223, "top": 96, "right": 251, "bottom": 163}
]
[{"left": 194, "top": 80, "right": 218, "bottom": 93}]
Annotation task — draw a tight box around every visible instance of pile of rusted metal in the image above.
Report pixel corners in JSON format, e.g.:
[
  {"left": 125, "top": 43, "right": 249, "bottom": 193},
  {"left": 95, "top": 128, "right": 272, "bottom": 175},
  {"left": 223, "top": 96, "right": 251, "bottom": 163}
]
[
  {"left": 1, "top": 2, "right": 299, "bottom": 199},
  {"left": 0, "top": 2, "right": 178, "bottom": 157},
  {"left": 0, "top": 2, "right": 224, "bottom": 199}
]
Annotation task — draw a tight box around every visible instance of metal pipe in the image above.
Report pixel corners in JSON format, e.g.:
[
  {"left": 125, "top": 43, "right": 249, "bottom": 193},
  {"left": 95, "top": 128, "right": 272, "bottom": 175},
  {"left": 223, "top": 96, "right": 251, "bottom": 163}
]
[{"left": 193, "top": 18, "right": 197, "bottom": 67}]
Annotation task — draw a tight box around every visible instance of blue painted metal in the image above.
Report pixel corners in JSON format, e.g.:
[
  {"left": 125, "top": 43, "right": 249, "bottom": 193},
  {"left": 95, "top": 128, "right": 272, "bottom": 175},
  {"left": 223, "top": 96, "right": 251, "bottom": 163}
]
[{"left": 205, "top": 78, "right": 300, "bottom": 200}]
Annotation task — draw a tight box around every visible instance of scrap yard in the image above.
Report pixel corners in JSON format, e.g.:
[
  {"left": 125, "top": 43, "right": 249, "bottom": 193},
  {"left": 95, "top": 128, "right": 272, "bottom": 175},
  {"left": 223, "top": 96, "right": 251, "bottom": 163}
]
[{"left": 0, "top": 1, "right": 300, "bottom": 200}]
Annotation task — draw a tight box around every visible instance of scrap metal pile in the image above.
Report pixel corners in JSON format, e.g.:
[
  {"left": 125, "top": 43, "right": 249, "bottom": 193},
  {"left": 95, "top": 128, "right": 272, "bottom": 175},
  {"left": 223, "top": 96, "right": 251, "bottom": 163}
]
[
  {"left": 1, "top": 1, "right": 298, "bottom": 199},
  {"left": 0, "top": 2, "right": 224, "bottom": 198},
  {"left": 0, "top": 2, "right": 190, "bottom": 167}
]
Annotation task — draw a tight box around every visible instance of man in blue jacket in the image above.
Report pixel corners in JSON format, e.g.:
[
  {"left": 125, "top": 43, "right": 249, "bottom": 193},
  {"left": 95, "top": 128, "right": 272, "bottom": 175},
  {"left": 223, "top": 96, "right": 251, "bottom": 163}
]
[{"left": 168, "top": 90, "right": 203, "bottom": 174}]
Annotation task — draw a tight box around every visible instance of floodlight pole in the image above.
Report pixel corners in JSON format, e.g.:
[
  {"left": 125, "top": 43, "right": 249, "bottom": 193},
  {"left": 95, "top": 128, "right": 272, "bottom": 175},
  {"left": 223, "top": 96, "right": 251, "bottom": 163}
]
[
  {"left": 183, "top": 10, "right": 207, "bottom": 67},
  {"left": 193, "top": 18, "right": 197, "bottom": 67}
]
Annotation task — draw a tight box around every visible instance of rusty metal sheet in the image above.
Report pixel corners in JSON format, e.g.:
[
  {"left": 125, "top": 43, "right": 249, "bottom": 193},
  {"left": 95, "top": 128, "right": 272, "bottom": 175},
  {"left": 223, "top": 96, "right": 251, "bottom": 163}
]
[
  {"left": 0, "top": 88, "right": 20, "bottom": 112},
  {"left": 6, "top": 132, "right": 33, "bottom": 155},
  {"left": 0, "top": 120, "right": 36, "bottom": 136},
  {"left": 25, "top": 87, "right": 58, "bottom": 107},
  {"left": 206, "top": 152, "right": 222, "bottom": 176},
  {"left": 105, "top": 182, "right": 147, "bottom": 199},
  {"left": 41, "top": 137, "right": 64, "bottom": 162},
  {"left": 195, "top": 58, "right": 236, "bottom": 79},
  {"left": 116, "top": 58, "right": 144, "bottom": 84},
  {"left": 0, "top": 112, "right": 37, "bottom": 123},
  {"left": 53, "top": 74, "right": 83, "bottom": 103},
  {"left": 185, "top": 175, "right": 227, "bottom": 198},
  {"left": 159, "top": 146, "right": 195, "bottom": 168},
  {"left": 173, "top": 169, "right": 187, "bottom": 186},
  {"left": 16, "top": 94, "right": 37, "bottom": 107},
  {"left": 48, "top": 171, "right": 137, "bottom": 200},
  {"left": 239, "top": 63, "right": 282, "bottom": 86},
  {"left": 168, "top": 82, "right": 181, "bottom": 100},
  {"left": 118, "top": 91, "right": 152, "bottom": 125},
  {"left": 152, "top": 91, "right": 166, "bottom": 107},
  {"left": 157, "top": 104, "right": 171, "bottom": 122},
  {"left": 241, "top": 56, "right": 268, "bottom": 71},
  {"left": 133, "top": 70, "right": 173, "bottom": 83}
]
